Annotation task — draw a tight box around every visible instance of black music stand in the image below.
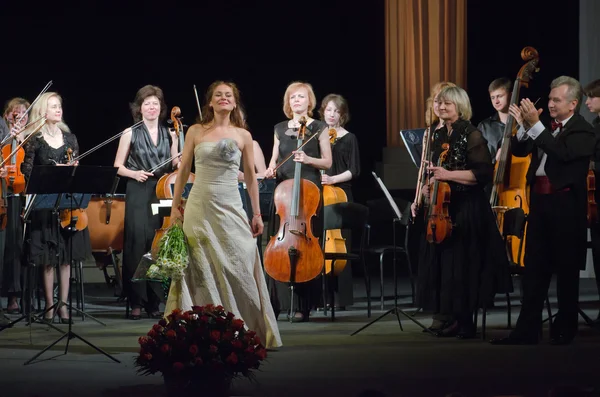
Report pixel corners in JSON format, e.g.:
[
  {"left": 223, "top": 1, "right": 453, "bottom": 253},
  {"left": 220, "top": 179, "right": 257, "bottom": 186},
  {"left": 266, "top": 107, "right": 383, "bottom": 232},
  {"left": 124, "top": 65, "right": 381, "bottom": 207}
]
[
  {"left": 352, "top": 172, "right": 435, "bottom": 336},
  {"left": 23, "top": 165, "right": 121, "bottom": 365}
]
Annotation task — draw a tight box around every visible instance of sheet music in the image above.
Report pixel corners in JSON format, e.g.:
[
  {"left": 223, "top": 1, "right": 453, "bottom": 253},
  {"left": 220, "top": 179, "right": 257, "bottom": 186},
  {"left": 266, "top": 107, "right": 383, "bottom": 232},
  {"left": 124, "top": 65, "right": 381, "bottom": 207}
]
[
  {"left": 151, "top": 200, "right": 173, "bottom": 216},
  {"left": 372, "top": 171, "right": 403, "bottom": 221}
]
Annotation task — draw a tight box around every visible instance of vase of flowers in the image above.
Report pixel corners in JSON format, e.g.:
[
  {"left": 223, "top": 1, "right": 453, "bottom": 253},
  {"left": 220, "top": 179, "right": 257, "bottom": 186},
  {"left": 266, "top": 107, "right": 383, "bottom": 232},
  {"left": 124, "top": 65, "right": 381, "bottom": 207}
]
[{"left": 135, "top": 305, "right": 268, "bottom": 397}]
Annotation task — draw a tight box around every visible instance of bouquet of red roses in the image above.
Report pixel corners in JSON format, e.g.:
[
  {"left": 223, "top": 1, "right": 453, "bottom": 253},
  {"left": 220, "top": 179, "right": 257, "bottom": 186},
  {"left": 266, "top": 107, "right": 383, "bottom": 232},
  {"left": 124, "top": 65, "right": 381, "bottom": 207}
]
[{"left": 135, "top": 305, "right": 267, "bottom": 382}]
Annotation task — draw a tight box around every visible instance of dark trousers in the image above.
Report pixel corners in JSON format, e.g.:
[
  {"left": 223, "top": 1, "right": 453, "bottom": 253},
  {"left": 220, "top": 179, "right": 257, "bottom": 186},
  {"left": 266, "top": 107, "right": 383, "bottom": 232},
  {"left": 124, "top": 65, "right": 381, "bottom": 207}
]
[
  {"left": 588, "top": 221, "right": 600, "bottom": 317},
  {"left": 514, "top": 191, "right": 584, "bottom": 339}
]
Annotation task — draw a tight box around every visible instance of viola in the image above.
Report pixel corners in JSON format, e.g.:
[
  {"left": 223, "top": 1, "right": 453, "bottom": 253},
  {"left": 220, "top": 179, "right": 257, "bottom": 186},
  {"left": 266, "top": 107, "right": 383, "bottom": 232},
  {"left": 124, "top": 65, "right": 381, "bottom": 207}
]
[
  {"left": 152, "top": 106, "right": 195, "bottom": 258},
  {"left": 425, "top": 143, "right": 452, "bottom": 244},
  {"left": 490, "top": 46, "right": 540, "bottom": 265},
  {"left": 59, "top": 148, "right": 89, "bottom": 231},
  {"left": 587, "top": 166, "right": 597, "bottom": 226},
  {"left": 264, "top": 116, "right": 324, "bottom": 289}
]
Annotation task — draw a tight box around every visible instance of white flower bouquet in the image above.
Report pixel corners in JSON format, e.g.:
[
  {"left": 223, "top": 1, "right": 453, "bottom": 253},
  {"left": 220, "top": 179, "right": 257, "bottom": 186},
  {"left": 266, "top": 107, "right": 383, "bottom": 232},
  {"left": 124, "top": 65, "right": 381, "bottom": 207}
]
[{"left": 147, "top": 223, "right": 189, "bottom": 281}]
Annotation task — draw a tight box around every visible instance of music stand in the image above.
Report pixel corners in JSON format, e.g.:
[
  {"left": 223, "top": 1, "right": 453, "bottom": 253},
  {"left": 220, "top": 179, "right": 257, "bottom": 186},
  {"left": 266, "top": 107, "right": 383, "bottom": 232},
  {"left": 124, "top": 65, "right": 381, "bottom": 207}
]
[
  {"left": 352, "top": 172, "right": 435, "bottom": 336},
  {"left": 23, "top": 165, "right": 121, "bottom": 365}
]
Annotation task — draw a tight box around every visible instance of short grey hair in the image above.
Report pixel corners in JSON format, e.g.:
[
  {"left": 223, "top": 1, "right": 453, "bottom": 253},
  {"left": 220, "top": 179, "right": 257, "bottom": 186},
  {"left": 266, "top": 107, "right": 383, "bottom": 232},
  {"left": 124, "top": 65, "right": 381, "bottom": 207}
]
[
  {"left": 437, "top": 86, "right": 473, "bottom": 121},
  {"left": 551, "top": 76, "right": 583, "bottom": 112}
]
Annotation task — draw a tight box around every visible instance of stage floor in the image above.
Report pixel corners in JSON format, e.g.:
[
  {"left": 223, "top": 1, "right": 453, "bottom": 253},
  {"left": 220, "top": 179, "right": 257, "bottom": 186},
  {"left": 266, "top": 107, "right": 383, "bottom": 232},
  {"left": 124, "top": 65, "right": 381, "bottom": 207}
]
[{"left": 1, "top": 277, "right": 599, "bottom": 397}]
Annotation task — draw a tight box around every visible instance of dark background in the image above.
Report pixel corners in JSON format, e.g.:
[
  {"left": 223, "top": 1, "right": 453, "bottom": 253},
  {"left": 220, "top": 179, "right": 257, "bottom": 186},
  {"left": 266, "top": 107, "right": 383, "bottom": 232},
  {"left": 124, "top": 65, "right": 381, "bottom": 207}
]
[{"left": 0, "top": 0, "right": 580, "bottom": 205}]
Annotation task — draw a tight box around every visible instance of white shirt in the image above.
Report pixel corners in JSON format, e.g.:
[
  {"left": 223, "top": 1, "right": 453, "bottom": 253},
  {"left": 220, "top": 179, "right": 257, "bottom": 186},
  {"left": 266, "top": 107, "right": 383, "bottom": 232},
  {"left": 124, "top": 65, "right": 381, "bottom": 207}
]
[{"left": 516, "top": 114, "right": 574, "bottom": 176}]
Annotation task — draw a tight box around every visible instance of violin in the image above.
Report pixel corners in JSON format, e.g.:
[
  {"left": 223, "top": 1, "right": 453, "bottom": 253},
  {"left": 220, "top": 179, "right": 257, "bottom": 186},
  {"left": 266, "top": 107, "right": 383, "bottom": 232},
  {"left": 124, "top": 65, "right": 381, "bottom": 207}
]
[
  {"left": 1, "top": 112, "right": 27, "bottom": 194},
  {"left": 587, "top": 165, "right": 597, "bottom": 226},
  {"left": 264, "top": 117, "right": 324, "bottom": 302},
  {"left": 425, "top": 143, "right": 452, "bottom": 244},
  {"left": 151, "top": 107, "right": 195, "bottom": 258},
  {"left": 59, "top": 148, "right": 89, "bottom": 231}
]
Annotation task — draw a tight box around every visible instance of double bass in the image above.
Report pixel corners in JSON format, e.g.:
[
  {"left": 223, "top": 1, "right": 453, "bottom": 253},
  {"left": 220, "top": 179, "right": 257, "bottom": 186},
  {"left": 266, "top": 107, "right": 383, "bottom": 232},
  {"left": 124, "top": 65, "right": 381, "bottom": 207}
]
[
  {"left": 264, "top": 117, "right": 324, "bottom": 317},
  {"left": 151, "top": 106, "right": 195, "bottom": 257},
  {"left": 490, "top": 46, "right": 540, "bottom": 266},
  {"left": 322, "top": 128, "right": 348, "bottom": 275}
]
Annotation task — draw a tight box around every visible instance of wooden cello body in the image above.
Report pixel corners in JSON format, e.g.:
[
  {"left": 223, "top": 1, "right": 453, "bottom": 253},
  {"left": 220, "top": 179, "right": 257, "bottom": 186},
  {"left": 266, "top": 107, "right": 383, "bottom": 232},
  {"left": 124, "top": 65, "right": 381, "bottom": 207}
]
[
  {"left": 264, "top": 117, "right": 324, "bottom": 285},
  {"left": 322, "top": 184, "right": 347, "bottom": 275},
  {"left": 490, "top": 46, "right": 540, "bottom": 266}
]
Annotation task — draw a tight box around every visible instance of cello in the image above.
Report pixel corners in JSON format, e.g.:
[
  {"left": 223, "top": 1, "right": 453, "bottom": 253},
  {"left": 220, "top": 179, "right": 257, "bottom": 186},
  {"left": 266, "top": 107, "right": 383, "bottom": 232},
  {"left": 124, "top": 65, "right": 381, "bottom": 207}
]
[
  {"left": 322, "top": 128, "right": 348, "bottom": 275},
  {"left": 490, "top": 46, "right": 540, "bottom": 266},
  {"left": 151, "top": 106, "right": 195, "bottom": 258},
  {"left": 264, "top": 117, "right": 324, "bottom": 318}
]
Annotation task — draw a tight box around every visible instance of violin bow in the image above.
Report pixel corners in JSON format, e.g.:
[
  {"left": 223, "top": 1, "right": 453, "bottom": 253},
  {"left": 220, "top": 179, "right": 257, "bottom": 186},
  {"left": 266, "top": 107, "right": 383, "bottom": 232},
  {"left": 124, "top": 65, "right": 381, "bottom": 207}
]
[
  {"left": 193, "top": 85, "right": 203, "bottom": 121},
  {"left": 70, "top": 120, "right": 144, "bottom": 163}
]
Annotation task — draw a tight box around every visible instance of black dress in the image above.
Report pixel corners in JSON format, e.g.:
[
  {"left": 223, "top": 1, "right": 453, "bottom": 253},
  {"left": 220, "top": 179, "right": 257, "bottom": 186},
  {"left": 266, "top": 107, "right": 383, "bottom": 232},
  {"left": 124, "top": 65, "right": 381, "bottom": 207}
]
[
  {"left": 324, "top": 131, "right": 361, "bottom": 308},
  {"left": 21, "top": 133, "right": 92, "bottom": 267},
  {"left": 122, "top": 123, "right": 173, "bottom": 312},
  {"left": 266, "top": 119, "right": 327, "bottom": 318},
  {"left": 416, "top": 119, "right": 510, "bottom": 327}
]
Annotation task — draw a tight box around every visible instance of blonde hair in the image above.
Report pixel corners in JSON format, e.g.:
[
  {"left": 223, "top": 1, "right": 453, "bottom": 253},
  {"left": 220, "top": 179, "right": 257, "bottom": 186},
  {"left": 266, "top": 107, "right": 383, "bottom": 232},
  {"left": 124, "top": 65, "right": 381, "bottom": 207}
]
[
  {"left": 283, "top": 81, "right": 317, "bottom": 119},
  {"left": 437, "top": 86, "right": 473, "bottom": 121},
  {"left": 3, "top": 97, "right": 30, "bottom": 123},
  {"left": 425, "top": 81, "right": 457, "bottom": 126},
  {"left": 26, "top": 92, "right": 70, "bottom": 136}
]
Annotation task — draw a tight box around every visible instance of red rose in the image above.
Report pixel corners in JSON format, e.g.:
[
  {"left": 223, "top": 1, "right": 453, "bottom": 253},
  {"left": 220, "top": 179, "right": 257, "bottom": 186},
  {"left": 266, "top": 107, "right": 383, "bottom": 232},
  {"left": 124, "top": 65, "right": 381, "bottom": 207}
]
[
  {"left": 182, "top": 312, "right": 191, "bottom": 321},
  {"left": 252, "top": 336, "right": 261, "bottom": 345},
  {"left": 143, "top": 353, "right": 152, "bottom": 361},
  {"left": 146, "top": 338, "right": 156, "bottom": 347},
  {"left": 160, "top": 344, "right": 171, "bottom": 354},
  {"left": 226, "top": 352, "right": 238, "bottom": 364},
  {"left": 152, "top": 324, "right": 163, "bottom": 332},
  {"left": 210, "top": 330, "right": 221, "bottom": 342},
  {"left": 200, "top": 315, "right": 209, "bottom": 323},
  {"left": 255, "top": 348, "right": 267, "bottom": 360},
  {"left": 209, "top": 345, "right": 218, "bottom": 354},
  {"left": 205, "top": 304, "right": 215, "bottom": 312},
  {"left": 245, "top": 345, "right": 255, "bottom": 353},
  {"left": 178, "top": 326, "right": 187, "bottom": 334},
  {"left": 147, "top": 329, "right": 157, "bottom": 338},
  {"left": 231, "top": 319, "right": 244, "bottom": 331},
  {"left": 158, "top": 319, "right": 167, "bottom": 327},
  {"left": 166, "top": 330, "right": 177, "bottom": 340},
  {"left": 191, "top": 305, "right": 202, "bottom": 312},
  {"left": 189, "top": 345, "right": 199, "bottom": 356},
  {"left": 138, "top": 336, "right": 149, "bottom": 346},
  {"left": 222, "top": 331, "right": 234, "bottom": 341},
  {"left": 226, "top": 312, "right": 235, "bottom": 320},
  {"left": 215, "top": 317, "right": 225, "bottom": 325},
  {"left": 194, "top": 357, "right": 203, "bottom": 366},
  {"left": 231, "top": 340, "right": 243, "bottom": 349},
  {"left": 172, "top": 362, "right": 184, "bottom": 372},
  {"left": 215, "top": 305, "right": 224, "bottom": 312}
]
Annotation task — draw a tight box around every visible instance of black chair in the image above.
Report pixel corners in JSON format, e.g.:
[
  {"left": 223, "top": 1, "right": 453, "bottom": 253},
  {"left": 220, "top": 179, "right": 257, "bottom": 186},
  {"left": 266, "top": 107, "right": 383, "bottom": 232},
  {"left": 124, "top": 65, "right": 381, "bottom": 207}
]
[
  {"left": 364, "top": 199, "right": 415, "bottom": 310},
  {"left": 321, "top": 202, "right": 370, "bottom": 320}
]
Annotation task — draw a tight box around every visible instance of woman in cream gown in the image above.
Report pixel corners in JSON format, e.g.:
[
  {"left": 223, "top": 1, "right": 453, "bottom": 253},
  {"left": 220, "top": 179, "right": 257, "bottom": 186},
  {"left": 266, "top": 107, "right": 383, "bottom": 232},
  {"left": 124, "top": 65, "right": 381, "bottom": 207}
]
[{"left": 166, "top": 81, "right": 282, "bottom": 349}]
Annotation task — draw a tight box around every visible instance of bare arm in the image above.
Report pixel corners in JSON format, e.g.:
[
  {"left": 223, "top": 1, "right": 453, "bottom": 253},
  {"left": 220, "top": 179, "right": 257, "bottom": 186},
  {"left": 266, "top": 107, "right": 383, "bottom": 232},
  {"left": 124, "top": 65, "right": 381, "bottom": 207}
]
[
  {"left": 264, "top": 134, "right": 280, "bottom": 178},
  {"left": 169, "top": 128, "right": 180, "bottom": 168},
  {"left": 252, "top": 140, "right": 267, "bottom": 178},
  {"left": 242, "top": 131, "right": 264, "bottom": 237},
  {"left": 169, "top": 125, "right": 198, "bottom": 221}
]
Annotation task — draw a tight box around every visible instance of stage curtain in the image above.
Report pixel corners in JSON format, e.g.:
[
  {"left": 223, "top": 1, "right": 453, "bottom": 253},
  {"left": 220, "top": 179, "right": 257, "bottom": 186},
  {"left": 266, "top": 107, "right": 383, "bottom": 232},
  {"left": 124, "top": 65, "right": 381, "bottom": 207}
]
[{"left": 385, "top": 0, "right": 467, "bottom": 146}]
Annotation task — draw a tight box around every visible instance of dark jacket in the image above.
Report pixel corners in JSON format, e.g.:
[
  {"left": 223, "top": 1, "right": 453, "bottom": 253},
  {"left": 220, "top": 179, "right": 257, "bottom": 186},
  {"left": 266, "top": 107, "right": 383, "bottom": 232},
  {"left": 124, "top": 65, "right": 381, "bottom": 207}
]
[
  {"left": 511, "top": 113, "right": 595, "bottom": 191},
  {"left": 477, "top": 113, "right": 505, "bottom": 163}
]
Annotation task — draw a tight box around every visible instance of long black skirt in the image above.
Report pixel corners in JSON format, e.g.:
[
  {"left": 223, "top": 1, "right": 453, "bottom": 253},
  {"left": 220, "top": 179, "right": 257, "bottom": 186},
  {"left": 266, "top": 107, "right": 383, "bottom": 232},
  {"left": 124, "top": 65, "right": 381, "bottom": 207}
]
[
  {"left": 2, "top": 195, "right": 25, "bottom": 295},
  {"left": 122, "top": 178, "right": 162, "bottom": 310},
  {"left": 416, "top": 188, "right": 511, "bottom": 316}
]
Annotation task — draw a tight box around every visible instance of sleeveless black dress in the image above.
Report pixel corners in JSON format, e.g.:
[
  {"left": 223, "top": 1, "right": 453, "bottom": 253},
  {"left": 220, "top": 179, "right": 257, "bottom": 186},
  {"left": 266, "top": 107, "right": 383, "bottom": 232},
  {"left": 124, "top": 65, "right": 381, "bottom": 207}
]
[
  {"left": 122, "top": 123, "right": 173, "bottom": 311},
  {"left": 266, "top": 119, "right": 327, "bottom": 318}
]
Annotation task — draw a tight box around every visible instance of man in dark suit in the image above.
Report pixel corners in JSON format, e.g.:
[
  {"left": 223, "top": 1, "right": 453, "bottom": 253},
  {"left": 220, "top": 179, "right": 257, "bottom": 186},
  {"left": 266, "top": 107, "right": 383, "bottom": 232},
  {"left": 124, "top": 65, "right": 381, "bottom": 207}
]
[
  {"left": 490, "top": 76, "right": 595, "bottom": 345},
  {"left": 585, "top": 79, "right": 600, "bottom": 323}
]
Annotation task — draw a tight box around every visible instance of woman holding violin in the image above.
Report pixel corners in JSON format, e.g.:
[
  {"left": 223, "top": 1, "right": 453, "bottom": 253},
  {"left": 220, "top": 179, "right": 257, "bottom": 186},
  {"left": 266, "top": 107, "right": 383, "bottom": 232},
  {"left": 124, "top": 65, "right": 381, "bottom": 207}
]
[
  {"left": 21, "top": 92, "right": 92, "bottom": 324},
  {"left": 113, "top": 85, "right": 179, "bottom": 320},
  {"left": 319, "top": 93, "right": 359, "bottom": 310},
  {"left": 415, "top": 85, "right": 508, "bottom": 339},
  {"left": 166, "top": 81, "right": 281, "bottom": 349},
  {"left": 0, "top": 98, "right": 30, "bottom": 315},
  {"left": 264, "top": 81, "right": 332, "bottom": 322}
]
